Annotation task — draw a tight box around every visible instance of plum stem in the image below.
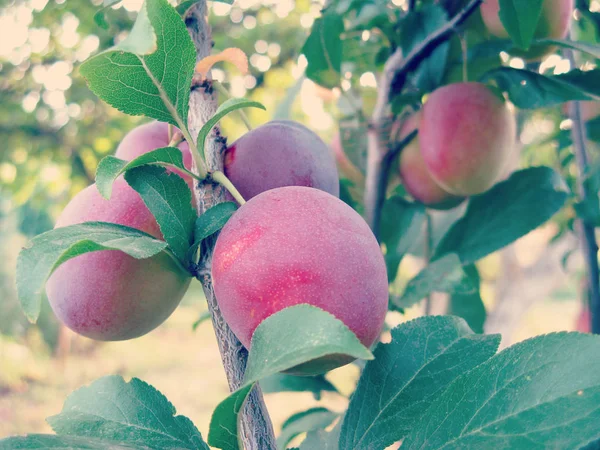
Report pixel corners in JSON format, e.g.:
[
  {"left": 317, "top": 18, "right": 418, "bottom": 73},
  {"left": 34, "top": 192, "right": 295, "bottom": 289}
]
[
  {"left": 167, "top": 130, "right": 184, "bottom": 148},
  {"left": 211, "top": 170, "right": 247, "bottom": 205},
  {"left": 565, "top": 48, "right": 600, "bottom": 334},
  {"left": 184, "top": 3, "right": 277, "bottom": 449}
]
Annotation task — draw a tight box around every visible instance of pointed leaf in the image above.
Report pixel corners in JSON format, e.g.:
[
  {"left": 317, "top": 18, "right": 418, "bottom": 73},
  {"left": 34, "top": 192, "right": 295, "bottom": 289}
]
[
  {"left": 403, "top": 333, "right": 600, "bottom": 449},
  {"left": 17, "top": 222, "right": 168, "bottom": 322},
  {"left": 278, "top": 408, "right": 338, "bottom": 450},
  {"left": 483, "top": 68, "right": 599, "bottom": 109},
  {"left": 0, "top": 434, "right": 144, "bottom": 449},
  {"left": 448, "top": 265, "right": 486, "bottom": 334},
  {"left": 301, "top": 13, "right": 344, "bottom": 88},
  {"left": 434, "top": 167, "right": 569, "bottom": 264},
  {"left": 260, "top": 373, "right": 339, "bottom": 400},
  {"left": 196, "top": 98, "right": 265, "bottom": 158},
  {"left": 80, "top": 0, "right": 196, "bottom": 127},
  {"left": 96, "top": 147, "right": 190, "bottom": 199},
  {"left": 208, "top": 305, "right": 373, "bottom": 450},
  {"left": 393, "top": 254, "right": 476, "bottom": 309},
  {"left": 380, "top": 196, "right": 426, "bottom": 281},
  {"left": 48, "top": 376, "right": 208, "bottom": 449},
  {"left": 498, "top": 0, "right": 543, "bottom": 50},
  {"left": 124, "top": 166, "right": 195, "bottom": 262},
  {"left": 339, "top": 316, "right": 500, "bottom": 450}
]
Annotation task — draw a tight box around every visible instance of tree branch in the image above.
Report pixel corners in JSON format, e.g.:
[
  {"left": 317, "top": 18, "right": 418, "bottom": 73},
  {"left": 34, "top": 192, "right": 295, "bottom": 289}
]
[
  {"left": 364, "top": 0, "right": 482, "bottom": 235},
  {"left": 566, "top": 49, "right": 600, "bottom": 335},
  {"left": 184, "top": 4, "right": 277, "bottom": 449}
]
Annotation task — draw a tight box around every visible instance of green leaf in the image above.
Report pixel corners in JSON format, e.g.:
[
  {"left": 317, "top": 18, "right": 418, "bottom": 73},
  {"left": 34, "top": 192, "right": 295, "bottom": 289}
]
[
  {"left": 260, "top": 374, "right": 339, "bottom": 400},
  {"left": 208, "top": 305, "right": 373, "bottom": 450},
  {"left": 194, "top": 202, "right": 237, "bottom": 242},
  {"left": 434, "top": 167, "right": 569, "bottom": 265},
  {"left": 301, "top": 13, "right": 344, "bottom": 89},
  {"left": 380, "top": 196, "right": 426, "bottom": 281},
  {"left": 176, "top": 0, "right": 233, "bottom": 15},
  {"left": 393, "top": 254, "right": 477, "bottom": 310},
  {"left": 539, "top": 39, "right": 600, "bottom": 59},
  {"left": 208, "top": 386, "right": 252, "bottom": 450},
  {"left": 403, "top": 333, "right": 600, "bottom": 449},
  {"left": 0, "top": 434, "right": 143, "bottom": 449},
  {"left": 197, "top": 98, "right": 265, "bottom": 157},
  {"left": 277, "top": 408, "right": 339, "bottom": 450},
  {"left": 80, "top": 0, "right": 196, "bottom": 128},
  {"left": 47, "top": 376, "right": 209, "bottom": 449},
  {"left": 16, "top": 222, "right": 168, "bottom": 322},
  {"left": 93, "top": 1, "right": 122, "bottom": 30},
  {"left": 400, "top": 4, "right": 450, "bottom": 92},
  {"left": 448, "top": 265, "right": 486, "bottom": 334},
  {"left": 498, "top": 0, "right": 543, "bottom": 50},
  {"left": 125, "top": 165, "right": 196, "bottom": 262},
  {"left": 483, "top": 68, "right": 599, "bottom": 109},
  {"left": 244, "top": 305, "right": 373, "bottom": 382},
  {"left": 96, "top": 147, "right": 190, "bottom": 199},
  {"left": 339, "top": 316, "right": 500, "bottom": 450},
  {"left": 300, "top": 422, "right": 341, "bottom": 450},
  {"left": 191, "top": 310, "right": 211, "bottom": 331}
]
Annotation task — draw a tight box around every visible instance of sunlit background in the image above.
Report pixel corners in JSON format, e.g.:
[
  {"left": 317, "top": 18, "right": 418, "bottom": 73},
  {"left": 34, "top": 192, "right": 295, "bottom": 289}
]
[{"left": 1, "top": 0, "right": 598, "bottom": 445}]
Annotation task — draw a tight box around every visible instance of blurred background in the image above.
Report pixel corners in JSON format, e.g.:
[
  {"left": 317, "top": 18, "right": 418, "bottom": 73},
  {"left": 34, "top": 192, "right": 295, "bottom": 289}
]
[{"left": 0, "top": 0, "right": 596, "bottom": 444}]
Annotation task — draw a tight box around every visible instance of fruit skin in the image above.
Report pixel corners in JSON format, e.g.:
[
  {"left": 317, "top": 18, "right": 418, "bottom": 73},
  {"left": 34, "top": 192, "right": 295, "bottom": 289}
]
[
  {"left": 480, "top": 0, "right": 573, "bottom": 59},
  {"left": 224, "top": 120, "right": 340, "bottom": 200},
  {"left": 420, "top": 82, "right": 516, "bottom": 196},
  {"left": 45, "top": 179, "right": 191, "bottom": 341},
  {"left": 212, "top": 186, "right": 388, "bottom": 375},
  {"left": 116, "top": 121, "right": 194, "bottom": 189},
  {"left": 398, "top": 112, "right": 464, "bottom": 210},
  {"left": 576, "top": 307, "right": 591, "bottom": 333}
]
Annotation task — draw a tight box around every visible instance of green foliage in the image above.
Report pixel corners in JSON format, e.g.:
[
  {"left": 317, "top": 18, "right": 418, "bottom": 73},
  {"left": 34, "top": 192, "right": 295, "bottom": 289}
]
[
  {"left": 124, "top": 166, "right": 196, "bottom": 262},
  {"left": 96, "top": 147, "right": 192, "bottom": 199},
  {"left": 434, "top": 167, "right": 569, "bottom": 265},
  {"left": 402, "top": 332, "right": 600, "bottom": 449},
  {"left": 339, "top": 316, "right": 500, "bottom": 450},
  {"left": 448, "top": 265, "right": 486, "bottom": 334},
  {"left": 0, "top": 376, "right": 209, "bottom": 450},
  {"left": 484, "top": 68, "right": 599, "bottom": 109},
  {"left": 208, "top": 305, "right": 373, "bottom": 450},
  {"left": 196, "top": 98, "right": 265, "bottom": 159},
  {"left": 16, "top": 222, "right": 168, "bottom": 322},
  {"left": 260, "top": 374, "right": 339, "bottom": 400},
  {"left": 498, "top": 0, "right": 544, "bottom": 50},
  {"left": 80, "top": 0, "right": 196, "bottom": 128},
  {"left": 400, "top": 4, "right": 450, "bottom": 92},
  {"left": 380, "top": 197, "right": 426, "bottom": 281},
  {"left": 277, "top": 408, "right": 338, "bottom": 450},
  {"left": 193, "top": 202, "right": 237, "bottom": 242},
  {"left": 392, "top": 254, "right": 478, "bottom": 309},
  {"left": 0, "top": 434, "right": 142, "bottom": 449},
  {"left": 301, "top": 13, "right": 344, "bottom": 89}
]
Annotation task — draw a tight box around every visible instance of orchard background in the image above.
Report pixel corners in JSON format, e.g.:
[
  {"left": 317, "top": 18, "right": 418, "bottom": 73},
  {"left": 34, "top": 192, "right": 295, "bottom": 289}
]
[{"left": 1, "top": 0, "right": 600, "bottom": 449}]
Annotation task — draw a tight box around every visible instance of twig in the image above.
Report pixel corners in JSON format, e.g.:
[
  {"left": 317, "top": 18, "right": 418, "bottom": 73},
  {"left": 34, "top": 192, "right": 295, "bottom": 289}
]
[
  {"left": 184, "top": 4, "right": 277, "bottom": 449},
  {"left": 364, "top": 0, "right": 482, "bottom": 235},
  {"left": 389, "top": 0, "right": 483, "bottom": 96},
  {"left": 566, "top": 49, "right": 600, "bottom": 335}
]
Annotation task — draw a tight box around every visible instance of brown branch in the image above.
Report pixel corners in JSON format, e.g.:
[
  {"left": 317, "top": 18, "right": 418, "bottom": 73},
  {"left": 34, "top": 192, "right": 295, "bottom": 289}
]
[
  {"left": 364, "top": 0, "right": 482, "bottom": 235},
  {"left": 566, "top": 49, "right": 600, "bottom": 335},
  {"left": 184, "top": 4, "right": 277, "bottom": 449}
]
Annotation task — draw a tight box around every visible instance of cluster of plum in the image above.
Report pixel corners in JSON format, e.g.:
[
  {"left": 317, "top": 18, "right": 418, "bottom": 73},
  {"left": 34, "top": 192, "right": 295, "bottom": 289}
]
[
  {"left": 44, "top": 0, "right": 576, "bottom": 372},
  {"left": 46, "top": 120, "right": 388, "bottom": 372}
]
